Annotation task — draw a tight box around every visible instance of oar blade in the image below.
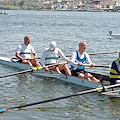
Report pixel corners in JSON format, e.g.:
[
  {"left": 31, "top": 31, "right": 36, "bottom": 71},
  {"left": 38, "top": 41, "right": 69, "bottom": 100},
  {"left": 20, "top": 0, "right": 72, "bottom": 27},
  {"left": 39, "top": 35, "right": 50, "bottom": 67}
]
[{"left": 0, "top": 108, "right": 6, "bottom": 113}]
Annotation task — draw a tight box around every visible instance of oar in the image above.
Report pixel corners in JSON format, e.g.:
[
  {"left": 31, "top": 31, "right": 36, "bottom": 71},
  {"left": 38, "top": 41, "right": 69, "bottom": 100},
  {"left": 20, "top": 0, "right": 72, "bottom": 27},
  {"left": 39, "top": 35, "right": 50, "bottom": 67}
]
[
  {"left": 88, "top": 51, "right": 119, "bottom": 55},
  {"left": 101, "top": 89, "right": 120, "bottom": 95},
  {"left": 83, "top": 64, "right": 111, "bottom": 68},
  {"left": 0, "top": 62, "right": 67, "bottom": 78},
  {"left": 0, "top": 69, "right": 34, "bottom": 78},
  {"left": 65, "top": 51, "right": 119, "bottom": 57},
  {"left": 12, "top": 57, "right": 41, "bottom": 60},
  {"left": 12, "top": 51, "right": 119, "bottom": 60},
  {"left": 0, "top": 83, "right": 120, "bottom": 113}
]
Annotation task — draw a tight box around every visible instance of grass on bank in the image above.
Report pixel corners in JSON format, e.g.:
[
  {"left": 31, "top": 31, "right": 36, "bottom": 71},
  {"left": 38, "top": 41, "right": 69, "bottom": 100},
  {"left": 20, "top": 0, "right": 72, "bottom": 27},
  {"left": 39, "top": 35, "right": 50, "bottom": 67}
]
[{"left": 0, "top": 5, "right": 21, "bottom": 10}]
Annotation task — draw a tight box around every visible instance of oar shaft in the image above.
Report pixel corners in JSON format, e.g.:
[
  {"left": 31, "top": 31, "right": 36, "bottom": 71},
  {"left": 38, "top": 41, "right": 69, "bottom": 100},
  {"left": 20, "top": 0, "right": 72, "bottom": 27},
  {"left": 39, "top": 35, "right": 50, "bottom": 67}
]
[
  {"left": 1, "top": 84, "right": 120, "bottom": 113},
  {"left": 12, "top": 57, "right": 41, "bottom": 60},
  {"left": 0, "top": 69, "right": 33, "bottom": 78},
  {"left": 89, "top": 51, "right": 119, "bottom": 55},
  {"left": 83, "top": 64, "right": 111, "bottom": 68},
  {"left": 0, "top": 62, "right": 67, "bottom": 78},
  {"left": 12, "top": 51, "right": 119, "bottom": 60},
  {"left": 95, "top": 65, "right": 111, "bottom": 68},
  {"left": 2, "top": 88, "right": 98, "bottom": 112},
  {"left": 65, "top": 51, "right": 119, "bottom": 57}
]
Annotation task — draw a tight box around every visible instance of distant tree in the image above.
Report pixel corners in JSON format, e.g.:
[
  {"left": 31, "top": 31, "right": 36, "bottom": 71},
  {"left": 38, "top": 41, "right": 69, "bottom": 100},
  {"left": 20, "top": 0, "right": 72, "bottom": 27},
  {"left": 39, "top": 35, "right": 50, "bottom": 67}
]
[
  {"left": 13, "top": 0, "right": 17, "bottom": 6},
  {"left": 19, "top": 0, "right": 25, "bottom": 7}
]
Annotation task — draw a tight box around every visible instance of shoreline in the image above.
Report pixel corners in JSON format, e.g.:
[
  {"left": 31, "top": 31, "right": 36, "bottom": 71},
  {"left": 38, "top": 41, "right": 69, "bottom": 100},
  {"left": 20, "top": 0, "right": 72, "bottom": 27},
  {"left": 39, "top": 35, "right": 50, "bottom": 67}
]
[{"left": 0, "top": 5, "right": 118, "bottom": 12}]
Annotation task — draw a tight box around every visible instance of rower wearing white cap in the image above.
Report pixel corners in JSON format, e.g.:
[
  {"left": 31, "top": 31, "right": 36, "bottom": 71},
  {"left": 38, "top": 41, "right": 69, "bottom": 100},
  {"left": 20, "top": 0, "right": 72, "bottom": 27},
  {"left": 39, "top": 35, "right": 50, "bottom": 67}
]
[{"left": 40, "top": 41, "right": 71, "bottom": 75}]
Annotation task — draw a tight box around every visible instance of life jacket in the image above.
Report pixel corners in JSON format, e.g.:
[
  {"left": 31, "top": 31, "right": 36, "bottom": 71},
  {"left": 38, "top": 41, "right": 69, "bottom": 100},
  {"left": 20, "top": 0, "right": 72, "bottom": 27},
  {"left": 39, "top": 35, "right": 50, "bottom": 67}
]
[
  {"left": 109, "top": 58, "right": 120, "bottom": 81},
  {"left": 71, "top": 51, "right": 86, "bottom": 70}
]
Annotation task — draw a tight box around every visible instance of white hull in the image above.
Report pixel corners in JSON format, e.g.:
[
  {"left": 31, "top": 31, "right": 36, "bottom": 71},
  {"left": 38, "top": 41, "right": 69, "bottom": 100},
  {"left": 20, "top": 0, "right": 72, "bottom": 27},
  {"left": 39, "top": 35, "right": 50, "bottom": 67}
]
[
  {"left": 0, "top": 57, "right": 102, "bottom": 88},
  {"left": 0, "top": 57, "right": 119, "bottom": 97}
]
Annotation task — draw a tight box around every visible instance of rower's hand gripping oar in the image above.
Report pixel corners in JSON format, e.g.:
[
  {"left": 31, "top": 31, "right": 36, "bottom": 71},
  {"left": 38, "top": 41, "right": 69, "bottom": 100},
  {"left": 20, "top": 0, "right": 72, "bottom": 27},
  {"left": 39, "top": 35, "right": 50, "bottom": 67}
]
[
  {"left": 0, "top": 62, "right": 67, "bottom": 78},
  {"left": 0, "top": 83, "right": 120, "bottom": 113}
]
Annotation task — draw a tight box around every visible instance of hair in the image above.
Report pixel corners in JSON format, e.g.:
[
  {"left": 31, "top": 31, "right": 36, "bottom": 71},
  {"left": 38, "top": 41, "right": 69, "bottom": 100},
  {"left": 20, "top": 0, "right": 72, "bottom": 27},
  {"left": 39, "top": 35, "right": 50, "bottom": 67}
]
[
  {"left": 24, "top": 36, "right": 30, "bottom": 41},
  {"left": 79, "top": 41, "right": 86, "bottom": 46}
]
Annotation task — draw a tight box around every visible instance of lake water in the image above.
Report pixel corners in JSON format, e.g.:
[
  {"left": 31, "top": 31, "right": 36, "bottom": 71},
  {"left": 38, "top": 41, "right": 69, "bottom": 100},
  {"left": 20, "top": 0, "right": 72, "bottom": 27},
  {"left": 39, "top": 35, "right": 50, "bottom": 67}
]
[{"left": 0, "top": 10, "right": 120, "bottom": 120}]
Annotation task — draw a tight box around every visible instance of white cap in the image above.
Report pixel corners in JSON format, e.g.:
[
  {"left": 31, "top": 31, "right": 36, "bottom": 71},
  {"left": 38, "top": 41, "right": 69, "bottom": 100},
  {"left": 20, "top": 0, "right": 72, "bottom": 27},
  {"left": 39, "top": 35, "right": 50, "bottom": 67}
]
[{"left": 49, "top": 41, "right": 57, "bottom": 50}]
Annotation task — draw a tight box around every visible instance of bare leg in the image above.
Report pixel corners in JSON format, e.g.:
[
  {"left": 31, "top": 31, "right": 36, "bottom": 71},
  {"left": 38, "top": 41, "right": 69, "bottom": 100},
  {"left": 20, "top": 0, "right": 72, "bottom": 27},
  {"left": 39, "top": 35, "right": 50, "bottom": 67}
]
[
  {"left": 22, "top": 60, "right": 33, "bottom": 66},
  {"left": 116, "top": 80, "right": 120, "bottom": 84},
  {"left": 31, "top": 60, "right": 41, "bottom": 67},
  {"left": 78, "top": 72, "right": 91, "bottom": 81},
  {"left": 85, "top": 72, "right": 99, "bottom": 83},
  {"left": 58, "top": 64, "right": 71, "bottom": 75},
  {"left": 45, "top": 66, "right": 61, "bottom": 74},
  {"left": 78, "top": 73, "right": 88, "bottom": 79},
  {"left": 55, "top": 66, "right": 61, "bottom": 74}
]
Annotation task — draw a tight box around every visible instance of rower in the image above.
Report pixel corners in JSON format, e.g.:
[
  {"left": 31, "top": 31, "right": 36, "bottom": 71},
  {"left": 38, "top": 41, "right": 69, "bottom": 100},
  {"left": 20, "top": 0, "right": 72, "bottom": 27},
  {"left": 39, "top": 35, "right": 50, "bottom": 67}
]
[
  {"left": 15, "top": 36, "right": 41, "bottom": 67},
  {"left": 40, "top": 41, "right": 71, "bottom": 75},
  {"left": 109, "top": 52, "right": 120, "bottom": 85},
  {"left": 70, "top": 41, "right": 99, "bottom": 83}
]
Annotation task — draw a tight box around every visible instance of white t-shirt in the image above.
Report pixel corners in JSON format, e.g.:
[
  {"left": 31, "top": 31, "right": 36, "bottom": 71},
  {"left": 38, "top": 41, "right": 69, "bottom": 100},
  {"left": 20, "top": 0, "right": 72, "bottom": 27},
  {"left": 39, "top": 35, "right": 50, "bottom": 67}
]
[
  {"left": 40, "top": 48, "right": 68, "bottom": 67},
  {"left": 16, "top": 43, "right": 35, "bottom": 58}
]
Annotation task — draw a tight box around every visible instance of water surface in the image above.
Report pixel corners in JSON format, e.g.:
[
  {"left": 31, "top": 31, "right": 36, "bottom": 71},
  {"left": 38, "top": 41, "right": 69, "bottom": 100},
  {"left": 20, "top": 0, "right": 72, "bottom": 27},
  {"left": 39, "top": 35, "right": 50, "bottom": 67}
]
[{"left": 0, "top": 10, "right": 120, "bottom": 120}]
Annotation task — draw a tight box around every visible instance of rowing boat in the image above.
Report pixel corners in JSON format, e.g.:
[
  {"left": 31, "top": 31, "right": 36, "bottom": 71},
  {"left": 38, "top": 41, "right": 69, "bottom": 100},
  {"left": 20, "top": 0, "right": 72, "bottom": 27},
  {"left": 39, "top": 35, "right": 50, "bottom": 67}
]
[
  {"left": 0, "top": 57, "right": 120, "bottom": 97},
  {"left": 0, "top": 57, "right": 110, "bottom": 88}
]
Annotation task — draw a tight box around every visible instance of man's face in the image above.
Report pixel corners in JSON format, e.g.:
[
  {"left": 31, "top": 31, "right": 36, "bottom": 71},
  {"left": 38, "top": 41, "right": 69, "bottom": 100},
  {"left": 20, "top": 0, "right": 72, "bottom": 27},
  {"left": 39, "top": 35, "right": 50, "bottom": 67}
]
[
  {"left": 79, "top": 42, "right": 87, "bottom": 51},
  {"left": 24, "top": 38, "right": 31, "bottom": 46}
]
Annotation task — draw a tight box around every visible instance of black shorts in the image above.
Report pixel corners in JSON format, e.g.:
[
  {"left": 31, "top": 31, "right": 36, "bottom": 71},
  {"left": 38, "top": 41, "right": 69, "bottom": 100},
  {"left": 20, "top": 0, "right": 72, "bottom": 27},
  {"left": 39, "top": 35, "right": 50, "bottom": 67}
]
[
  {"left": 71, "top": 69, "right": 86, "bottom": 77},
  {"left": 18, "top": 59, "right": 32, "bottom": 63},
  {"left": 18, "top": 59, "right": 23, "bottom": 63}
]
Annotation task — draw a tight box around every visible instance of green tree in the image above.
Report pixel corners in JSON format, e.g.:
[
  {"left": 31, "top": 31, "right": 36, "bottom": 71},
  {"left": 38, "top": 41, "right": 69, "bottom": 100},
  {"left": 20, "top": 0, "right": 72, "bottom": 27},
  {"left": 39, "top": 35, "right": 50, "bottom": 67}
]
[{"left": 19, "top": 0, "right": 24, "bottom": 7}]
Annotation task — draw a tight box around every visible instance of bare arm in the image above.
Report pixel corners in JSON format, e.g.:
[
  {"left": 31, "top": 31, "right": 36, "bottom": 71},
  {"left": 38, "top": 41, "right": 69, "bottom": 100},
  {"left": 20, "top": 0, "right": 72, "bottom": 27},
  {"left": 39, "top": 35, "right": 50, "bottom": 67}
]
[
  {"left": 40, "top": 50, "right": 47, "bottom": 67},
  {"left": 33, "top": 53, "right": 38, "bottom": 59},
  {"left": 58, "top": 48, "right": 70, "bottom": 63},
  {"left": 15, "top": 52, "right": 23, "bottom": 60}
]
